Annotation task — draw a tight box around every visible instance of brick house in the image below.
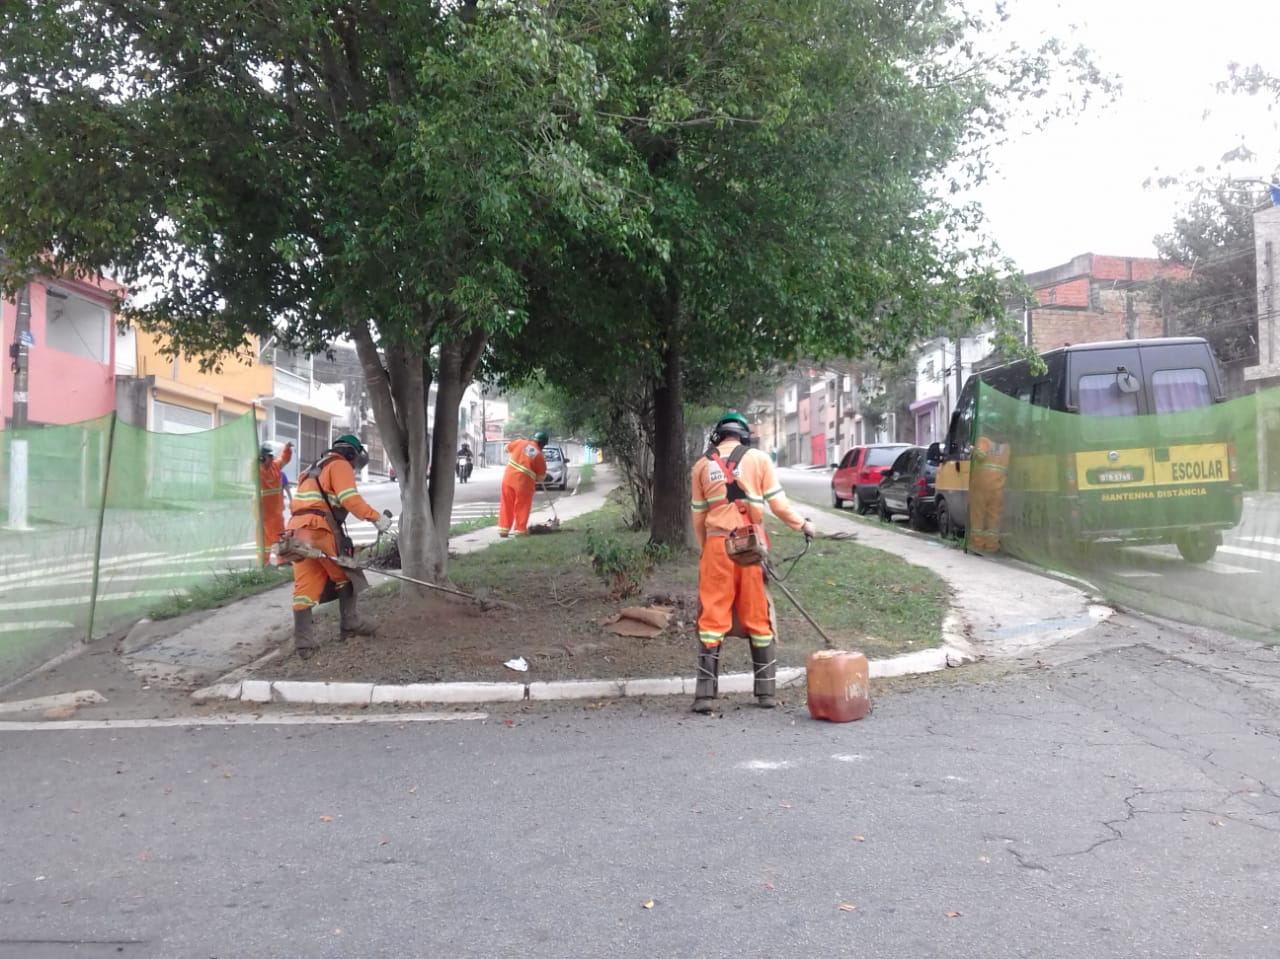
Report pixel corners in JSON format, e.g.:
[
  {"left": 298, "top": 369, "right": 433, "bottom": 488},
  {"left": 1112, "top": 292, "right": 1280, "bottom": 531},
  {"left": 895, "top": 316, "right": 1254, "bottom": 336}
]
[{"left": 1023, "top": 252, "right": 1185, "bottom": 352}]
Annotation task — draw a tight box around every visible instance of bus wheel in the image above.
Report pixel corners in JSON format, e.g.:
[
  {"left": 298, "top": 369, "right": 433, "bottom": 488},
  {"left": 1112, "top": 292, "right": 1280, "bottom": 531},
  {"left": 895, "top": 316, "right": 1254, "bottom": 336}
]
[{"left": 1176, "top": 532, "right": 1218, "bottom": 564}]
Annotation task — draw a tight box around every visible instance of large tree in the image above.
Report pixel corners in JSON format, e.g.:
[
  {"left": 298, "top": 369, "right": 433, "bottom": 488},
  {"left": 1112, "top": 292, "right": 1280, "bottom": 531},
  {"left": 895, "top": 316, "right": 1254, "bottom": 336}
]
[
  {"left": 1152, "top": 183, "right": 1270, "bottom": 366},
  {"left": 0, "top": 1, "right": 640, "bottom": 584},
  {"left": 495, "top": 1, "right": 1100, "bottom": 546}
]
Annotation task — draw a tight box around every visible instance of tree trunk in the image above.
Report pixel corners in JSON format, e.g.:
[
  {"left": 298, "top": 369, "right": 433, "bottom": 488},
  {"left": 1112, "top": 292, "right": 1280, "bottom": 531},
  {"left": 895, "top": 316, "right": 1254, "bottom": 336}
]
[
  {"left": 430, "top": 329, "right": 488, "bottom": 547},
  {"left": 650, "top": 338, "right": 692, "bottom": 548},
  {"left": 351, "top": 322, "right": 441, "bottom": 588}
]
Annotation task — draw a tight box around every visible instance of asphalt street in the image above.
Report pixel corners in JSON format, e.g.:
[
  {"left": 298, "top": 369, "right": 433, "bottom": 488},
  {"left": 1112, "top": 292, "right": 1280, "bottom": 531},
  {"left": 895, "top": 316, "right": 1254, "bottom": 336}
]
[{"left": 4, "top": 610, "right": 1280, "bottom": 958}]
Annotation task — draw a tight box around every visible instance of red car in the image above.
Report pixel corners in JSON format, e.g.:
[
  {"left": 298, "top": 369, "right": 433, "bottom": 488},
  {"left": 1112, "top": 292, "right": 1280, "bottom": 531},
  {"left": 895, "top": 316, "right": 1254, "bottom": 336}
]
[{"left": 830, "top": 443, "right": 912, "bottom": 514}]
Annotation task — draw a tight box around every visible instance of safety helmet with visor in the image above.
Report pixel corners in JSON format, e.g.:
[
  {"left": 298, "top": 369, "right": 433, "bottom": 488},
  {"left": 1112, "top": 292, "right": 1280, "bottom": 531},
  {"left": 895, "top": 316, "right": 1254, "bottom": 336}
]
[
  {"left": 711, "top": 411, "right": 751, "bottom": 444},
  {"left": 533, "top": 430, "right": 549, "bottom": 447},
  {"left": 332, "top": 434, "right": 370, "bottom": 470}
]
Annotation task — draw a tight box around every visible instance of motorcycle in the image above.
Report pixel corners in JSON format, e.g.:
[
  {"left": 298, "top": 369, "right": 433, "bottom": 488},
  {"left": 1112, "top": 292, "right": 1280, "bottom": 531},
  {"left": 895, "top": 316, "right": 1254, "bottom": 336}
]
[{"left": 456, "top": 454, "right": 473, "bottom": 484}]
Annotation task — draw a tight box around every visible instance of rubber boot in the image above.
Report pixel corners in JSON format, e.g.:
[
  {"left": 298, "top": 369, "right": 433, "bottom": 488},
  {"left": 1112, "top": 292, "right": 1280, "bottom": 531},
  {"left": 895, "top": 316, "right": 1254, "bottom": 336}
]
[
  {"left": 691, "top": 644, "right": 721, "bottom": 714},
  {"left": 338, "top": 585, "right": 377, "bottom": 639},
  {"left": 751, "top": 639, "right": 778, "bottom": 708},
  {"left": 293, "top": 608, "right": 318, "bottom": 660}
]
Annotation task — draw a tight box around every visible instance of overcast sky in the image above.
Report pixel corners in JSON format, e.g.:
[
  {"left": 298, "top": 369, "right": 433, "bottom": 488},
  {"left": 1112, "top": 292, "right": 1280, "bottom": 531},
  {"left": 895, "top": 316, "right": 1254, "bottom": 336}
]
[{"left": 971, "top": 0, "right": 1280, "bottom": 273}]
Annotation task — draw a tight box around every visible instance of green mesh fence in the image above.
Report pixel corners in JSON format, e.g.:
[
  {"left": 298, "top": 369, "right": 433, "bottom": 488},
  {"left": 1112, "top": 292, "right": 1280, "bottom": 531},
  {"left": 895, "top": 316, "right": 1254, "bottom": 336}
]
[
  {"left": 941, "top": 380, "right": 1279, "bottom": 637},
  {"left": 0, "top": 412, "right": 259, "bottom": 682}
]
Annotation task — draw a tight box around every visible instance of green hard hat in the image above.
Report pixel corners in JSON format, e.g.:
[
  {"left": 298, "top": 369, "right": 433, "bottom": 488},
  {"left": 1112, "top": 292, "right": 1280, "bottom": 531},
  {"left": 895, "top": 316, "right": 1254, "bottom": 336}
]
[
  {"left": 714, "top": 411, "right": 751, "bottom": 441},
  {"left": 533, "top": 430, "right": 549, "bottom": 446},
  {"left": 334, "top": 433, "right": 365, "bottom": 452},
  {"left": 259, "top": 443, "right": 274, "bottom": 458}
]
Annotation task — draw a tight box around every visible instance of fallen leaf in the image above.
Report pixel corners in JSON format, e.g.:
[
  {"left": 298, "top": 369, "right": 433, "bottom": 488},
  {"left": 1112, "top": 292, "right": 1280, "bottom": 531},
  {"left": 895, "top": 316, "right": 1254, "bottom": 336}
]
[
  {"left": 642, "top": 900, "right": 655, "bottom": 910},
  {"left": 334, "top": 928, "right": 342, "bottom": 935},
  {"left": 765, "top": 883, "right": 774, "bottom": 890},
  {"left": 779, "top": 803, "right": 792, "bottom": 809},
  {"left": 838, "top": 903, "right": 856, "bottom": 912},
  {"left": 319, "top": 816, "right": 334, "bottom": 823},
  {"left": 223, "top": 772, "right": 232, "bottom": 779},
  {"left": 853, "top": 835, "right": 865, "bottom": 842},
  {"left": 945, "top": 911, "right": 962, "bottom": 918},
  {"left": 504, "top": 719, "right": 515, "bottom": 728},
  {"left": 1212, "top": 819, "right": 1225, "bottom": 827}
]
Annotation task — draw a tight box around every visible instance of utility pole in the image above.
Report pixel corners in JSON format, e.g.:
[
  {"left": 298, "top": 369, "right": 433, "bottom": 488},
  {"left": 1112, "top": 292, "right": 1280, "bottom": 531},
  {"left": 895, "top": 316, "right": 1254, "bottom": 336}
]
[{"left": 6, "top": 283, "right": 33, "bottom": 529}]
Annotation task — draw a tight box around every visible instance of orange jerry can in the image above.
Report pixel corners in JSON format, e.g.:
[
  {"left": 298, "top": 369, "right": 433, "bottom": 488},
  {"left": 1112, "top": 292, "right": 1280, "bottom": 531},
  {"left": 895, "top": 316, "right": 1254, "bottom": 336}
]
[{"left": 806, "top": 649, "right": 870, "bottom": 722}]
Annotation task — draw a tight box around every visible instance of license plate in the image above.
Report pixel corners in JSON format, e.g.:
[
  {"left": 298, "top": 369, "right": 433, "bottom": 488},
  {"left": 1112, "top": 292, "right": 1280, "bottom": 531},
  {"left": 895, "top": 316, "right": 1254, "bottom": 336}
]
[{"left": 1097, "top": 470, "right": 1137, "bottom": 484}]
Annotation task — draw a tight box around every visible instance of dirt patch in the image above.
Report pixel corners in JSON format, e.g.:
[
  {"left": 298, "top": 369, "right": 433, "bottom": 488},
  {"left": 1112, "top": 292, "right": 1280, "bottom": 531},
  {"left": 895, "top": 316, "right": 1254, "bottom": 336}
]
[{"left": 266, "top": 556, "right": 853, "bottom": 686}]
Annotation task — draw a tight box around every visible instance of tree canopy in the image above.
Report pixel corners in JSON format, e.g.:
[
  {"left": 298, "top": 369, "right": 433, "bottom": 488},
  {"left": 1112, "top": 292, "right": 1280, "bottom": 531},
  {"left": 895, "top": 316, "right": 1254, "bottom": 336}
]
[{"left": 0, "top": 0, "right": 1109, "bottom": 563}]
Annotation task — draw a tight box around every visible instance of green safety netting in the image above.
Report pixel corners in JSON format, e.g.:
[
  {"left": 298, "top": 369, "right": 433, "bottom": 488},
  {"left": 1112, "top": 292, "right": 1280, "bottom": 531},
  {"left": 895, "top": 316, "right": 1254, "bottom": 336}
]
[
  {"left": 956, "top": 382, "right": 1271, "bottom": 637},
  {"left": 0, "top": 412, "right": 260, "bottom": 681}
]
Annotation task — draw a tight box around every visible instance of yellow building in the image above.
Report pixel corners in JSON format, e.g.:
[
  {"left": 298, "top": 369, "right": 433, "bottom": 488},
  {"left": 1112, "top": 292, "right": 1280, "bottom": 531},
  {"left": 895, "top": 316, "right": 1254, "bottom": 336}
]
[{"left": 115, "top": 327, "right": 271, "bottom": 432}]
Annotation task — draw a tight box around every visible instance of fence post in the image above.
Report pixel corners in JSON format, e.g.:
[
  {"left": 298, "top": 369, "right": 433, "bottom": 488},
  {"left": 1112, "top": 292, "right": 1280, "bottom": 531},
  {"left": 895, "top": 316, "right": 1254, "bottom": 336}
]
[{"left": 86, "top": 413, "right": 118, "bottom": 642}]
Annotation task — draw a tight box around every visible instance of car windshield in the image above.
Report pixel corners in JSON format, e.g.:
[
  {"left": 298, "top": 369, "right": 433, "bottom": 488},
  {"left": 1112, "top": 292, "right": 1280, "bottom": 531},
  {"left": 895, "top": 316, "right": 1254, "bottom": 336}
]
[
  {"left": 866, "top": 448, "right": 903, "bottom": 467},
  {"left": 544, "top": 447, "right": 563, "bottom": 461}
]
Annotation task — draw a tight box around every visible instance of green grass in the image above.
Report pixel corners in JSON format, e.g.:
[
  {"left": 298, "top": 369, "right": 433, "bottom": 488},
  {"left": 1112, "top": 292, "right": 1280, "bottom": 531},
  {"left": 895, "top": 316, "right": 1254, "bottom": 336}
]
[
  {"left": 145, "top": 564, "right": 293, "bottom": 620},
  {"left": 449, "top": 514, "right": 497, "bottom": 536},
  {"left": 760, "top": 516, "right": 946, "bottom": 655}
]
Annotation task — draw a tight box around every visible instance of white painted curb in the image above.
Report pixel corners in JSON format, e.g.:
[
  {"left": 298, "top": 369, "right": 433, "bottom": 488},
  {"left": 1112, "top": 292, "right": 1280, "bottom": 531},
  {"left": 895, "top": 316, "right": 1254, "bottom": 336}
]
[{"left": 190, "top": 648, "right": 978, "bottom": 707}]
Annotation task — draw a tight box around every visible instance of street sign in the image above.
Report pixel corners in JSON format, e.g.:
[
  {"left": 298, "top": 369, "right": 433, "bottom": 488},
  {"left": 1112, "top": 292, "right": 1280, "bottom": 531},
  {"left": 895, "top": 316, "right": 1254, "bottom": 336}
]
[{"left": 18, "top": 330, "right": 33, "bottom": 347}]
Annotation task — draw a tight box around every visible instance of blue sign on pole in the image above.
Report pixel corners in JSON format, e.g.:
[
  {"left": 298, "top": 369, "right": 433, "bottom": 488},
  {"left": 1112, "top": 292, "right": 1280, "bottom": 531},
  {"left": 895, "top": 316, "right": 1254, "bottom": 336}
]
[{"left": 19, "top": 330, "right": 34, "bottom": 348}]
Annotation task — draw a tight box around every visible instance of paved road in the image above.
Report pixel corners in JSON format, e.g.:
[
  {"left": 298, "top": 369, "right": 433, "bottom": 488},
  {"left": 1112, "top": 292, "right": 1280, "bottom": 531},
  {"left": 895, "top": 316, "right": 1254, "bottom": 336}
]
[{"left": 3, "top": 611, "right": 1280, "bottom": 958}]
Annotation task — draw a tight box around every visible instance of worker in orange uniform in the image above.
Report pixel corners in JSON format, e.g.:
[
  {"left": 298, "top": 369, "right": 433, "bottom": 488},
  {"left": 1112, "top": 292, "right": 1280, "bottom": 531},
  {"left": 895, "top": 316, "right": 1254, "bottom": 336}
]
[
  {"left": 285, "top": 434, "right": 392, "bottom": 659},
  {"left": 257, "top": 440, "right": 293, "bottom": 565},
  {"left": 497, "top": 431, "right": 548, "bottom": 538},
  {"left": 969, "top": 405, "right": 1011, "bottom": 554},
  {"left": 690, "top": 412, "right": 815, "bottom": 713}
]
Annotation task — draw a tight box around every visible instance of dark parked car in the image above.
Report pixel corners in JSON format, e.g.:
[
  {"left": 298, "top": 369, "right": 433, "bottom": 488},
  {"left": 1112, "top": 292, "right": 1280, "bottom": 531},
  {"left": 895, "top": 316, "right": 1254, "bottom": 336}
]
[
  {"left": 877, "top": 445, "right": 940, "bottom": 531},
  {"left": 536, "top": 445, "right": 570, "bottom": 491},
  {"left": 831, "top": 443, "right": 912, "bottom": 513}
]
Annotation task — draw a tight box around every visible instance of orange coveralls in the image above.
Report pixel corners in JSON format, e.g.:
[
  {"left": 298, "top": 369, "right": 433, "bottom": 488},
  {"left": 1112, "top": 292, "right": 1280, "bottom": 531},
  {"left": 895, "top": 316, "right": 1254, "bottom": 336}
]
[
  {"left": 286, "top": 454, "right": 381, "bottom": 611},
  {"left": 497, "top": 438, "right": 547, "bottom": 537},
  {"left": 256, "top": 445, "right": 293, "bottom": 565},
  {"left": 691, "top": 439, "right": 806, "bottom": 649},
  {"left": 969, "top": 434, "right": 1011, "bottom": 553}
]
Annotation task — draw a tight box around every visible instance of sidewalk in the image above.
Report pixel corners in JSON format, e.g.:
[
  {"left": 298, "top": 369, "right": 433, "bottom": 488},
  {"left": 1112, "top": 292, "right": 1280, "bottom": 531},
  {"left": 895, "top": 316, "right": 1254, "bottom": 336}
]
[{"left": 0, "top": 466, "right": 1108, "bottom": 714}]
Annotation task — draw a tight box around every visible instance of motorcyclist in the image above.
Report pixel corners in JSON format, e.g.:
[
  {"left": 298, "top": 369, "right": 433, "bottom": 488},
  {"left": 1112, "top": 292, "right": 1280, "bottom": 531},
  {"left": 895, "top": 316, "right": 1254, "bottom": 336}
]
[{"left": 456, "top": 442, "right": 474, "bottom": 482}]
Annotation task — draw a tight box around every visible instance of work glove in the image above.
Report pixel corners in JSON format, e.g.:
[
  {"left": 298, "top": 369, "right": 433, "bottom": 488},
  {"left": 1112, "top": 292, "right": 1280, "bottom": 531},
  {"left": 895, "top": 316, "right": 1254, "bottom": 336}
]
[
  {"left": 801, "top": 520, "right": 816, "bottom": 541},
  {"left": 374, "top": 511, "right": 394, "bottom": 534}
]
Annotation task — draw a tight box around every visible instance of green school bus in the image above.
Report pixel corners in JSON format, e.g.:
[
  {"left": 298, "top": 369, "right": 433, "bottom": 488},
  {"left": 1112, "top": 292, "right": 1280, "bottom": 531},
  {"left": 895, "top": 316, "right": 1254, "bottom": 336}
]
[{"left": 932, "top": 337, "right": 1244, "bottom": 563}]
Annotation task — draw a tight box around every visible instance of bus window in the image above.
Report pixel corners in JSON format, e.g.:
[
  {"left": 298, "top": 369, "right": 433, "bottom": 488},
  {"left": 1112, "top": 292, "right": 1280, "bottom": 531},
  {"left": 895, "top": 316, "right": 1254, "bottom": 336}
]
[
  {"left": 1078, "top": 373, "right": 1140, "bottom": 417},
  {"left": 1151, "top": 368, "right": 1213, "bottom": 413}
]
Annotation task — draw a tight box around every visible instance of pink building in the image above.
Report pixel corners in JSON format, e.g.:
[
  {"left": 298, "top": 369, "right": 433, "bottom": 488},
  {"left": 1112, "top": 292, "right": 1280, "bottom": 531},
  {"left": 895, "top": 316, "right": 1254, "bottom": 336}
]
[{"left": 1, "top": 277, "right": 122, "bottom": 426}]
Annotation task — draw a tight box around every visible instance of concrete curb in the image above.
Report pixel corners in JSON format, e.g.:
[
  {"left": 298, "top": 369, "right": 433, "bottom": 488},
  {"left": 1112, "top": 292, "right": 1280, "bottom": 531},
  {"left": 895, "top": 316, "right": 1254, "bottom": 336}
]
[{"left": 191, "top": 644, "right": 978, "bottom": 706}]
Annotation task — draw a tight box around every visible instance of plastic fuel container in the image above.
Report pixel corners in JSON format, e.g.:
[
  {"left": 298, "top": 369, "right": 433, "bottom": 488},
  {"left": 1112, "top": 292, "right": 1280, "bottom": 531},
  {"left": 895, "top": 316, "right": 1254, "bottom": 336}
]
[{"left": 806, "top": 649, "right": 870, "bottom": 722}]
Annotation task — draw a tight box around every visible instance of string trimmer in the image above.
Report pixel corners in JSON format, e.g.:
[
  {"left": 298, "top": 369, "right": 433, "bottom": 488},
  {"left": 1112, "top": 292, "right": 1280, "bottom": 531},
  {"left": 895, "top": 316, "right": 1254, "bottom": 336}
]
[
  {"left": 274, "top": 534, "right": 509, "bottom": 611},
  {"left": 762, "top": 532, "right": 838, "bottom": 648}
]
